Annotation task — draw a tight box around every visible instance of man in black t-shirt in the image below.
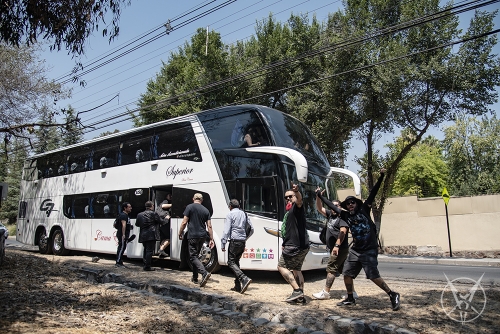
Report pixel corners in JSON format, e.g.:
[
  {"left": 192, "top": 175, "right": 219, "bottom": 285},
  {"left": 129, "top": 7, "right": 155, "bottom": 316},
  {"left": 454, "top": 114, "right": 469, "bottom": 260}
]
[
  {"left": 278, "top": 183, "right": 310, "bottom": 303},
  {"left": 116, "top": 202, "right": 132, "bottom": 267},
  {"left": 178, "top": 193, "right": 213, "bottom": 287},
  {"left": 317, "top": 169, "right": 401, "bottom": 311},
  {"left": 312, "top": 193, "right": 351, "bottom": 300}
]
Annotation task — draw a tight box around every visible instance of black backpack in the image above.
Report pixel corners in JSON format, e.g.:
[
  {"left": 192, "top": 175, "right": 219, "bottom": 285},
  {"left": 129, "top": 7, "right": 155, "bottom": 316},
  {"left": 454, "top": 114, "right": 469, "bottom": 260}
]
[{"left": 113, "top": 216, "right": 120, "bottom": 229}]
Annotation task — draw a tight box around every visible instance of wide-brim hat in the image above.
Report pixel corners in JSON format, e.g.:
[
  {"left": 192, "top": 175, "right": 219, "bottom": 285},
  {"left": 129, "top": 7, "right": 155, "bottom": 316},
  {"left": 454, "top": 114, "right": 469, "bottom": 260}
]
[{"left": 341, "top": 196, "right": 363, "bottom": 210}]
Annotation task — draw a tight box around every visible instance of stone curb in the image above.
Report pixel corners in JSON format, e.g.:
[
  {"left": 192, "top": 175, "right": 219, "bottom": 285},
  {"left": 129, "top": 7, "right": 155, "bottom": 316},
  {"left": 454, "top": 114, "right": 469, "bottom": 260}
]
[{"left": 76, "top": 267, "right": 418, "bottom": 334}]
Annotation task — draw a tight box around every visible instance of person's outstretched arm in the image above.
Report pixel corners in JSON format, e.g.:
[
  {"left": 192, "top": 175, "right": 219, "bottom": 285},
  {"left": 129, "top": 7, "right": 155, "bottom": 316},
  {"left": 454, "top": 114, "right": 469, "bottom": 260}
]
[
  {"left": 316, "top": 189, "right": 341, "bottom": 215},
  {"left": 365, "top": 169, "right": 386, "bottom": 206}
]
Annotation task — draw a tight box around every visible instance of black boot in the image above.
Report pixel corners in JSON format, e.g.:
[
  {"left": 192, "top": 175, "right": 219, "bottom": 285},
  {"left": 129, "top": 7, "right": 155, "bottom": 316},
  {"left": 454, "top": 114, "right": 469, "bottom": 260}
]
[
  {"left": 239, "top": 276, "right": 252, "bottom": 294},
  {"left": 230, "top": 278, "right": 241, "bottom": 292}
]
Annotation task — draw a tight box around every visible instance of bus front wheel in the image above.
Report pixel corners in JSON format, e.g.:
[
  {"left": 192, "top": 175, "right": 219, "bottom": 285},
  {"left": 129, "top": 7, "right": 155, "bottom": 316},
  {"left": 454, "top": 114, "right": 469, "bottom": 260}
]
[
  {"left": 37, "top": 229, "right": 52, "bottom": 254},
  {"left": 52, "top": 229, "right": 70, "bottom": 256}
]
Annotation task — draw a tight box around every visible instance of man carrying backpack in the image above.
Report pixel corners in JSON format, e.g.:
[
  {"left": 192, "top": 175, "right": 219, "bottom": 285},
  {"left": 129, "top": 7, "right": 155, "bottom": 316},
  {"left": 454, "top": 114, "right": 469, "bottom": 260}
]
[
  {"left": 221, "top": 199, "right": 254, "bottom": 294},
  {"left": 278, "top": 184, "right": 310, "bottom": 303},
  {"left": 115, "top": 202, "right": 132, "bottom": 268},
  {"left": 312, "top": 193, "right": 352, "bottom": 300}
]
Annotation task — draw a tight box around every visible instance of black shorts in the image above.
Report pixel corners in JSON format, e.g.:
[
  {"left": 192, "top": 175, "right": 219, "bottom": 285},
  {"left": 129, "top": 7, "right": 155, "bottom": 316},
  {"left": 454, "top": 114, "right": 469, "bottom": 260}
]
[
  {"left": 159, "top": 222, "right": 170, "bottom": 240},
  {"left": 342, "top": 248, "right": 380, "bottom": 279}
]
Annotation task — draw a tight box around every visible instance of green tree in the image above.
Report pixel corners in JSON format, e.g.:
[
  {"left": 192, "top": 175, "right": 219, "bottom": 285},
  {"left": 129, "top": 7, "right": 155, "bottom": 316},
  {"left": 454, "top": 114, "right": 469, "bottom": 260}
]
[
  {"left": 442, "top": 115, "right": 500, "bottom": 195},
  {"left": 135, "top": 28, "right": 232, "bottom": 125},
  {"left": 0, "top": 43, "right": 80, "bottom": 148},
  {"left": 34, "top": 108, "right": 60, "bottom": 154},
  {"left": 0, "top": 138, "right": 27, "bottom": 223},
  {"left": 0, "top": 0, "right": 130, "bottom": 56},
  {"left": 338, "top": 0, "right": 500, "bottom": 228},
  {"left": 60, "top": 106, "right": 84, "bottom": 146},
  {"left": 388, "top": 133, "right": 448, "bottom": 197}
]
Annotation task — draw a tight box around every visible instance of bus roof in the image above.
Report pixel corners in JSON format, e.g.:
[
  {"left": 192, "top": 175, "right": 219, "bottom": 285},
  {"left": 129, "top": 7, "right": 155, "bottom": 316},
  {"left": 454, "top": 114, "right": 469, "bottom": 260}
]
[{"left": 28, "top": 104, "right": 269, "bottom": 159}]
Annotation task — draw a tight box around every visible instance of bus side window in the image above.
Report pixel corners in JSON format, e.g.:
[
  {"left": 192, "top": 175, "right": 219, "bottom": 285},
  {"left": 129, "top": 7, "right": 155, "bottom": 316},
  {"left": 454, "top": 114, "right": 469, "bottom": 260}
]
[{"left": 120, "top": 133, "right": 152, "bottom": 166}]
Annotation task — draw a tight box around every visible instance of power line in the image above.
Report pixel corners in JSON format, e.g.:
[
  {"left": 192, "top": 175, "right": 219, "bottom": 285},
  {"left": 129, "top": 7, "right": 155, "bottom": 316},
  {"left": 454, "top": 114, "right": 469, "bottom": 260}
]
[
  {"left": 79, "top": 0, "right": 498, "bottom": 131},
  {"left": 6, "top": 0, "right": 499, "bottom": 154},
  {"left": 74, "top": 0, "right": 488, "bottom": 124},
  {"left": 58, "top": 0, "right": 317, "bottom": 119}
]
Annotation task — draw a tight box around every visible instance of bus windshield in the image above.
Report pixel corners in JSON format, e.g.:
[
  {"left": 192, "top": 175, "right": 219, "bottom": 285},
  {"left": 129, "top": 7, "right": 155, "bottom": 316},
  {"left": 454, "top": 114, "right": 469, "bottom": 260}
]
[{"left": 260, "top": 107, "right": 330, "bottom": 175}]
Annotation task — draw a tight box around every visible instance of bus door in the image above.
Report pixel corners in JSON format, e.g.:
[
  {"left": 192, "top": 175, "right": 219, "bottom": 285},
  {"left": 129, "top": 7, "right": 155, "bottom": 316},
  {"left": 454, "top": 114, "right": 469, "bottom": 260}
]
[
  {"left": 231, "top": 176, "right": 279, "bottom": 270},
  {"left": 152, "top": 186, "right": 173, "bottom": 255},
  {"left": 16, "top": 199, "right": 31, "bottom": 244}
]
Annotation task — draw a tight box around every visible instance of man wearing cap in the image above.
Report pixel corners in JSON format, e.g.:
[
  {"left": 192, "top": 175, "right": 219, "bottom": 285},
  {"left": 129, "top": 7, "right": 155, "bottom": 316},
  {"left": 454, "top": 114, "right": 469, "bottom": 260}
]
[
  {"left": 221, "top": 199, "right": 254, "bottom": 293},
  {"left": 178, "top": 193, "right": 214, "bottom": 287},
  {"left": 316, "top": 169, "right": 401, "bottom": 311}
]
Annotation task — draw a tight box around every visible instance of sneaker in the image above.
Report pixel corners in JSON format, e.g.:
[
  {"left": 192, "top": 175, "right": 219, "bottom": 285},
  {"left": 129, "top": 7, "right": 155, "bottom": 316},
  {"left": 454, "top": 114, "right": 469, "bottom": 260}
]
[
  {"left": 115, "top": 263, "right": 126, "bottom": 268},
  {"left": 296, "top": 297, "right": 306, "bottom": 304},
  {"left": 390, "top": 291, "right": 401, "bottom": 311},
  {"left": 341, "top": 291, "right": 359, "bottom": 300},
  {"left": 240, "top": 277, "right": 252, "bottom": 294},
  {"left": 285, "top": 289, "right": 304, "bottom": 302},
  {"left": 200, "top": 272, "right": 211, "bottom": 287},
  {"left": 158, "top": 249, "right": 168, "bottom": 258},
  {"left": 337, "top": 298, "right": 356, "bottom": 306},
  {"left": 191, "top": 277, "right": 199, "bottom": 284},
  {"left": 312, "top": 289, "right": 331, "bottom": 300},
  {"left": 143, "top": 267, "right": 155, "bottom": 271}
]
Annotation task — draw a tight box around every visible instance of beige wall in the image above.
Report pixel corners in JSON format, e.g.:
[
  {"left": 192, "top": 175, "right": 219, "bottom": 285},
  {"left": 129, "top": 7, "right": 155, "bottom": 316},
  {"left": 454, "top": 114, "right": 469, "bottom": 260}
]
[{"left": 379, "top": 194, "right": 500, "bottom": 251}]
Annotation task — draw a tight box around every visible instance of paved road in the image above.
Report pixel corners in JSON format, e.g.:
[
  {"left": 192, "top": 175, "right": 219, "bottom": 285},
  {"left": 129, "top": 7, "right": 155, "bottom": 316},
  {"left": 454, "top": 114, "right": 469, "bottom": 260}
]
[{"left": 7, "top": 236, "right": 500, "bottom": 286}]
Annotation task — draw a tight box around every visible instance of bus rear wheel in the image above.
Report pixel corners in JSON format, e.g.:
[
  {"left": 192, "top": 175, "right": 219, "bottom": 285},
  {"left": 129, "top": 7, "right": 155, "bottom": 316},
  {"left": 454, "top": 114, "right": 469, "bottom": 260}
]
[
  {"left": 52, "top": 229, "right": 70, "bottom": 256},
  {"left": 37, "top": 229, "right": 52, "bottom": 254},
  {"left": 187, "top": 239, "right": 221, "bottom": 274}
]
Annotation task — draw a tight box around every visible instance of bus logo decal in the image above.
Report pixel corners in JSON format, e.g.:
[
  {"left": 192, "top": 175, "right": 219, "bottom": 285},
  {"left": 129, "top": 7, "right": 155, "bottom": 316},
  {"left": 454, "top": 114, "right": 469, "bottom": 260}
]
[
  {"left": 166, "top": 165, "right": 194, "bottom": 179},
  {"left": 134, "top": 189, "right": 143, "bottom": 196},
  {"left": 94, "top": 230, "right": 112, "bottom": 242},
  {"left": 40, "top": 199, "right": 56, "bottom": 217}
]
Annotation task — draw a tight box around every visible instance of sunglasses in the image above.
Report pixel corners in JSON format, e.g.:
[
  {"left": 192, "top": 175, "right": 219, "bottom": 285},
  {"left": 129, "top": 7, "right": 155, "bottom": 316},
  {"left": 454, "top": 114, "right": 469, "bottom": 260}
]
[
  {"left": 347, "top": 200, "right": 357, "bottom": 205},
  {"left": 284, "top": 195, "right": 294, "bottom": 200}
]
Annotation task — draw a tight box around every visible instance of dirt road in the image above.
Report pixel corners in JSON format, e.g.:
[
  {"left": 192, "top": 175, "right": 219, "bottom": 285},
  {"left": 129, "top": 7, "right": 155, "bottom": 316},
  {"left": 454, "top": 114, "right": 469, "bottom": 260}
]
[{"left": 1, "top": 249, "right": 498, "bottom": 333}]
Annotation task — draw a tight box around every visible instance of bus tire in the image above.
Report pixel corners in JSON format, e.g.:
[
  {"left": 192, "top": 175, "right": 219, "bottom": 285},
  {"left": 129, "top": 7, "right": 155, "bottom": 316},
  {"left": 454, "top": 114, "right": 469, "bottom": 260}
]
[
  {"left": 52, "top": 229, "right": 70, "bottom": 256},
  {"left": 37, "top": 229, "right": 52, "bottom": 254},
  {"left": 187, "top": 238, "right": 221, "bottom": 274}
]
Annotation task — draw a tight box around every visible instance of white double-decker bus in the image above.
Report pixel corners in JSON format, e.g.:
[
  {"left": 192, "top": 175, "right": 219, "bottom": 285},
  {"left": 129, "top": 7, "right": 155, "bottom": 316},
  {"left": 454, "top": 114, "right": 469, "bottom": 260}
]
[{"left": 16, "top": 104, "right": 360, "bottom": 272}]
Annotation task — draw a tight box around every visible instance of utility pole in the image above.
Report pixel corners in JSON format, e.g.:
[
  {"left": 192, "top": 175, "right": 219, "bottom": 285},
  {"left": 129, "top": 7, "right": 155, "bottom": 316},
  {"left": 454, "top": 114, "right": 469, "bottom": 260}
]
[{"left": 205, "top": 26, "right": 209, "bottom": 56}]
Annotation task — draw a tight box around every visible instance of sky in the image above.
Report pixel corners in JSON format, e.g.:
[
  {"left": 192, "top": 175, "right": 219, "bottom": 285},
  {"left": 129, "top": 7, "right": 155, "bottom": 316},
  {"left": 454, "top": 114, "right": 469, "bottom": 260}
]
[{"left": 39, "top": 0, "right": 500, "bottom": 173}]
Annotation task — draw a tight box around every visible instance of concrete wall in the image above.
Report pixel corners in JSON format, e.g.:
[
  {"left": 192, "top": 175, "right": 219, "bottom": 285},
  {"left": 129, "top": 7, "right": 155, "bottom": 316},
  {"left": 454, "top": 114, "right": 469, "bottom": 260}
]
[{"left": 379, "top": 194, "right": 500, "bottom": 251}]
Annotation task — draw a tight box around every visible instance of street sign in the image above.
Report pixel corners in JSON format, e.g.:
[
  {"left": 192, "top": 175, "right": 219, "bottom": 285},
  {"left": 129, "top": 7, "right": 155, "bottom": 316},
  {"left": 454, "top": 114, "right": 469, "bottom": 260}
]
[{"left": 442, "top": 187, "right": 450, "bottom": 206}]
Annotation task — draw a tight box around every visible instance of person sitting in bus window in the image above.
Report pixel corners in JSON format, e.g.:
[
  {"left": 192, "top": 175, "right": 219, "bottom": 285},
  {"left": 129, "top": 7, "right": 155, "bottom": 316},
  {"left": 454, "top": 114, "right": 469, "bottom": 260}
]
[
  {"left": 100, "top": 157, "right": 108, "bottom": 168},
  {"left": 242, "top": 127, "right": 261, "bottom": 147},
  {"left": 135, "top": 149, "right": 144, "bottom": 162},
  {"left": 58, "top": 165, "right": 65, "bottom": 175},
  {"left": 70, "top": 163, "right": 79, "bottom": 173}
]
